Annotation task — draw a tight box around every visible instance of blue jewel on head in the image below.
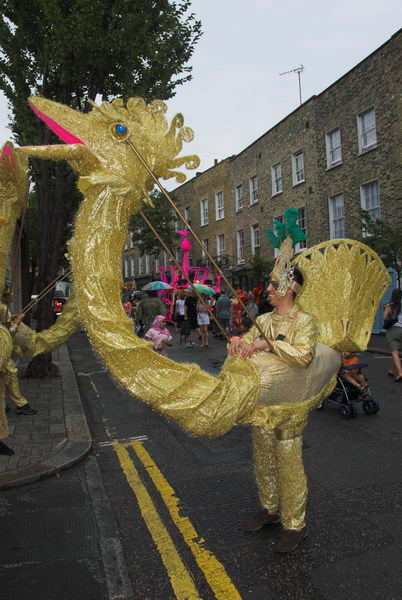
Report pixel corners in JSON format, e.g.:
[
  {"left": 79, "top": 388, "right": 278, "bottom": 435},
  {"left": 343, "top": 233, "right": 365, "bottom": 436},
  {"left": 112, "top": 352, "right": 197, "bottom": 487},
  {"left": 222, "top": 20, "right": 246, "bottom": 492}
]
[{"left": 115, "top": 124, "right": 127, "bottom": 136}]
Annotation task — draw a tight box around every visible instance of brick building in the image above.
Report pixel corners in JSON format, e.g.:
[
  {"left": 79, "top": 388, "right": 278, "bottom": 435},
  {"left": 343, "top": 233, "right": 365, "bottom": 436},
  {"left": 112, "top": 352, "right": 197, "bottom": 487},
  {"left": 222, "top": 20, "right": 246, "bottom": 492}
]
[{"left": 125, "top": 29, "right": 401, "bottom": 290}]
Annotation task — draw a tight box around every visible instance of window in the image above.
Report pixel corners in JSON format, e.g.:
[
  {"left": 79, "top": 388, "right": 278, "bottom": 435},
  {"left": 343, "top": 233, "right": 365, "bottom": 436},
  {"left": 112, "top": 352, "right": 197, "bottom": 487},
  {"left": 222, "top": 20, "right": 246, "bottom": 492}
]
[
  {"left": 249, "top": 176, "right": 258, "bottom": 204},
  {"left": 215, "top": 190, "right": 224, "bottom": 220},
  {"left": 131, "top": 256, "right": 136, "bottom": 276},
  {"left": 174, "top": 216, "right": 180, "bottom": 232},
  {"left": 139, "top": 256, "right": 144, "bottom": 275},
  {"left": 295, "top": 207, "right": 307, "bottom": 251},
  {"left": 124, "top": 257, "right": 129, "bottom": 278},
  {"left": 251, "top": 224, "right": 260, "bottom": 255},
  {"left": 271, "top": 162, "right": 283, "bottom": 195},
  {"left": 357, "top": 108, "right": 377, "bottom": 153},
  {"left": 237, "top": 230, "right": 245, "bottom": 264},
  {"left": 326, "top": 128, "right": 342, "bottom": 168},
  {"left": 200, "top": 198, "right": 209, "bottom": 226},
  {"left": 216, "top": 234, "right": 225, "bottom": 260},
  {"left": 154, "top": 256, "right": 159, "bottom": 274},
  {"left": 163, "top": 251, "right": 169, "bottom": 265},
  {"left": 184, "top": 206, "right": 192, "bottom": 226},
  {"left": 328, "top": 194, "right": 345, "bottom": 239},
  {"left": 145, "top": 254, "right": 151, "bottom": 274},
  {"left": 235, "top": 184, "right": 243, "bottom": 211},
  {"left": 201, "top": 238, "right": 209, "bottom": 260},
  {"left": 360, "top": 180, "right": 380, "bottom": 221},
  {"left": 292, "top": 150, "right": 305, "bottom": 185}
]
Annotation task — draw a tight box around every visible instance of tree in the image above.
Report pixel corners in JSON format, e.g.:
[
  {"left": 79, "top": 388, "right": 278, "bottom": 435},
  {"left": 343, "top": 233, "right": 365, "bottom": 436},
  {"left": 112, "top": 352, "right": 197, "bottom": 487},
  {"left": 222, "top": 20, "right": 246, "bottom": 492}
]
[
  {"left": 0, "top": 0, "right": 202, "bottom": 376},
  {"left": 248, "top": 254, "right": 274, "bottom": 284},
  {"left": 129, "top": 191, "right": 176, "bottom": 258},
  {"left": 360, "top": 211, "right": 402, "bottom": 289}
]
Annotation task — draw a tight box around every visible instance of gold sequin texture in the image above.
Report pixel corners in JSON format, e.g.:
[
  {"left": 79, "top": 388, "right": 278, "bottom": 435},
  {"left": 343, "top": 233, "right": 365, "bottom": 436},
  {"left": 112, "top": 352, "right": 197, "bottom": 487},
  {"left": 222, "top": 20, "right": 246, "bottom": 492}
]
[{"left": 11, "top": 96, "right": 390, "bottom": 441}]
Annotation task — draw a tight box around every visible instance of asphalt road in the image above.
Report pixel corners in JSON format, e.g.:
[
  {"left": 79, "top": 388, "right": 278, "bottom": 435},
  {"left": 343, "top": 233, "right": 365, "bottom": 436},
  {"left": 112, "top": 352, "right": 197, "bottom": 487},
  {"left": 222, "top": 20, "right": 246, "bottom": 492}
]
[{"left": 1, "top": 330, "right": 402, "bottom": 600}]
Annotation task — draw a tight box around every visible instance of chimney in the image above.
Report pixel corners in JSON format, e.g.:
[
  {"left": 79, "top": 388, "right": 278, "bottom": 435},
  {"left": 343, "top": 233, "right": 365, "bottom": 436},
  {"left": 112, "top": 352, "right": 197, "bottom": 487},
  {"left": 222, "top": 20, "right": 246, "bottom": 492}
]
[{"left": 214, "top": 159, "right": 218, "bottom": 165}]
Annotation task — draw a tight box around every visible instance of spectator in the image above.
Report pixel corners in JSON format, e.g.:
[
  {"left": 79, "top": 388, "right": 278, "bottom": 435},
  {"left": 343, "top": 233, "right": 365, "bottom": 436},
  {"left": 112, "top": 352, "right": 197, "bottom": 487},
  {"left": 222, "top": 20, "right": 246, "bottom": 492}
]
[
  {"left": 184, "top": 290, "right": 198, "bottom": 347},
  {"left": 216, "top": 291, "right": 231, "bottom": 338},
  {"left": 144, "top": 315, "right": 173, "bottom": 356},
  {"left": 384, "top": 289, "right": 402, "bottom": 382},
  {"left": 244, "top": 293, "right": 259, "bottom": 321},
  {"left": 196, "top": 294, "right": 210, "bottom": 347},
  {"left": 136, "top": 291, "right": 166, "bottom": 333}
]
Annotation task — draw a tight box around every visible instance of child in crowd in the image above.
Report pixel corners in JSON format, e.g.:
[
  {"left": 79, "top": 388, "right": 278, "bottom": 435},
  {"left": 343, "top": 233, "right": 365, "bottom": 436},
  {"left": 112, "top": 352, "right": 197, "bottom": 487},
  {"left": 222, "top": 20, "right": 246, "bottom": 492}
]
[
  {"left": 144, "top": 315, "right": 173, "bottom": 356},
  {"left": 340, "top": 351, "right": 367, "bottom": 391}
]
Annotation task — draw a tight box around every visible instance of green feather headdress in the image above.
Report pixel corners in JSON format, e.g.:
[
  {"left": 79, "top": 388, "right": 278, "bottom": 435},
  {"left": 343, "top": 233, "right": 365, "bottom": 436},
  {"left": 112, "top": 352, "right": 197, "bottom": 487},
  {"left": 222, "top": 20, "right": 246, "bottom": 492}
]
[{"left": 263, "top": 208, "right": 307, "bottom": 296}]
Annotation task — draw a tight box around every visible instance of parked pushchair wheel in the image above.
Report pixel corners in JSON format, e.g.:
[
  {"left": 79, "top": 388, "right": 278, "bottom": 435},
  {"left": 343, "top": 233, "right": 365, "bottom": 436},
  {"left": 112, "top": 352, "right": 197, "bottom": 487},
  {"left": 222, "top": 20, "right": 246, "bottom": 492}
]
[
  {"left": 363, "top": 399, "right": 379, "bottom": 415},
  {"left": 341, "top": 403, "right": 357, "bottom": 419}
]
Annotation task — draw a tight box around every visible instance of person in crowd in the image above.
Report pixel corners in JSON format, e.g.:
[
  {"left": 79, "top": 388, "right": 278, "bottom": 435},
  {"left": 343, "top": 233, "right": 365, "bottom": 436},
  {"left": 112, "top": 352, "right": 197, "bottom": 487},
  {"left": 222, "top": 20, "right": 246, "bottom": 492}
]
[
  {"left": 231, "top": 289, "right": 248, "bottom": 332},
  {"left": 174, "top": 291, "right": 186, "bottom": 332},
  {"left": 122, "top": 298, "right": 133, "bottom": 318},
  {"left": 209, "top": 293, "right": 218, "bottom": 335},
  {"left": 244, "top": 292, "right": 259, "bottom": 321},
  {"left": 196, "top": 294, "right": 210, "bottom": 347},
  {"left": 340, "top": 351, "right": 368, "bottom": 391},
  {"left": 383, "top": 288, "right": 402, "bottom": 381},
  {"left": 0, "top": 288, "right": 37, "bottom": 418},
  {"left": 216, "top": 290, "right": 231, "bottom": 338},
  {"left": 144, "top": 315, "right": 173, "bottom": 356},
  {"left": 136, "top": 291, "right": 166, "bottom": 333},
  {"left": 184, "top": 290, "right": 198, "bottom": 347}
]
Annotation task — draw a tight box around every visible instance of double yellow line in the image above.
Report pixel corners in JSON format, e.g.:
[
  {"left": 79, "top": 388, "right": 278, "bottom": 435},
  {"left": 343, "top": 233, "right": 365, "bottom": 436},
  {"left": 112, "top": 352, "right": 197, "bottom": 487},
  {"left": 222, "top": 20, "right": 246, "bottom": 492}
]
[{"left": 114, "top": 441, "right": 243, "bottom": 600}]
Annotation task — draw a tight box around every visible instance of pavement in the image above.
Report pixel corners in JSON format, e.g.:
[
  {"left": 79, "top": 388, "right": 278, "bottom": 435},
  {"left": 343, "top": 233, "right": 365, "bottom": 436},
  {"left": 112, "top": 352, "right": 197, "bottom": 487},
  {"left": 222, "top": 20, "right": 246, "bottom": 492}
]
[{"left": 0, "top": 330, "right": 398, "bottom": 491}]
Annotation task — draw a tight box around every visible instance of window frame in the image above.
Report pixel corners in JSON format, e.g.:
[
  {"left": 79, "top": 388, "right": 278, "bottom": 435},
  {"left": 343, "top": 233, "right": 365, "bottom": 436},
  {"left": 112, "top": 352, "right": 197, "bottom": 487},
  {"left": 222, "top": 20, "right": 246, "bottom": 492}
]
[
  {"left": 360, "top": 179, "right": 380, "bottom": 222},
  {"left": 184, "top": 206, "right": 192, "bottom": 226},
  {"left": 235, "top": 184, "right": 243, "bottom": 212},
  {"left": 201, "top": 238, "right": 209, "bottom": 259},
  {"left": 292, "top": 150, "right": 305, "bottom": 186},
  {"left": 251, "top": 224, "right": 260, "bottom": 256},
  {"left": 357, "top": 108, "right": 377, "bottom": 154},
  {"left": 325, "top": 128, "right": 342, "bottom": 169},
  {"left": 215, "top": 190, "right": 225, "bottom": 221},
  {"left": 295, "top": 207, "right": 307, "bottom": 252},
  {"left": 271, "top": 162, "right": 283, "bottom": 195},
  {"left": 200, "top": 198, "right": 209, "bottom": 226},
  {"left": 249, "top": 176, "right": 259, "bottom": 205},
  {"left": 237, "top": 230, "right": 245, "bottom": 264},
  {"left": 328, "top": 193, "right": 345, "bottom": 239},
  {"left": 216, "top": 233, "right": 225, "bottom": 260}
]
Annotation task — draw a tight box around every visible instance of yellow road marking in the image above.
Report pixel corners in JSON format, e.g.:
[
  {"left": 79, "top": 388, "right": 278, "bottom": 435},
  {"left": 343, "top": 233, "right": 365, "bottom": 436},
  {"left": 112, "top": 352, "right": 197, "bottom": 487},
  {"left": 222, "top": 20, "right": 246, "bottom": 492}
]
[
  {"left": 131, "top": 442, "right": 243, "bottom": 600},
  {"left": 114, "top": 443, "right": 201, "bottom": 600}
]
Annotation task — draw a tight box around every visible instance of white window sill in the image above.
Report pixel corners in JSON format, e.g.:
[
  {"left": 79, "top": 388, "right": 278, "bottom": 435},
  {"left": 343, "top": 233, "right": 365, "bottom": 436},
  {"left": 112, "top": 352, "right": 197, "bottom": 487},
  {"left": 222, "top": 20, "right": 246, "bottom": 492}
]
[
  {"left": 271, "top": 190, "right": 283, "bottom": 198},
  {"left": 235, "top": 207, "right": 243, "bottom": 213},
  {"left": 326, "top": 161, "right": 342, "bottom": 171},
  {"left": 237, "top": 259, "right": 245, "bottom": 265},
  {"left": 200, "top": 223, "right": 209, "bottom": 227},
  {"left": 358, "top": 144, "right": 377, "bottom": 156},
  {"left": 292, "top": 180, "right": 305, "bottom": 188},
  {"left": 249, "top": 200, "right": 259, "bottom": 206},
  {"left": 215, "top": 216, "right": 224, "bottom": 221}
]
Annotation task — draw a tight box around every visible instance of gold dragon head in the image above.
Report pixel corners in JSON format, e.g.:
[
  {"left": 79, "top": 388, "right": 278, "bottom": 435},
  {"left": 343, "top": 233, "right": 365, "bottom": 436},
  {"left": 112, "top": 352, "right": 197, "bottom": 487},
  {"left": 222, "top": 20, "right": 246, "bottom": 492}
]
[{"left": 22, "top": 96, "right": 200, "bottom": 210}]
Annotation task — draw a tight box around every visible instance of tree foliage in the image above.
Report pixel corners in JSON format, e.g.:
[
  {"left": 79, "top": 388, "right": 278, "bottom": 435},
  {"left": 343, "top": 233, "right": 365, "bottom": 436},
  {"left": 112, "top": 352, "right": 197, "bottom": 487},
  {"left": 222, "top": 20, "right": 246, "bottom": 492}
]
[
  {"left": 0, "top": 0, "right": 202, "bottom": 375},
  {"left": 248, "top": 253, "right": 274, "bottom": 283},
  {"left": 360, "top": 211, "right": 402, "bottom": 289},
  {"left": 129, "top": 191, "right": 176, "bottom": 258}
]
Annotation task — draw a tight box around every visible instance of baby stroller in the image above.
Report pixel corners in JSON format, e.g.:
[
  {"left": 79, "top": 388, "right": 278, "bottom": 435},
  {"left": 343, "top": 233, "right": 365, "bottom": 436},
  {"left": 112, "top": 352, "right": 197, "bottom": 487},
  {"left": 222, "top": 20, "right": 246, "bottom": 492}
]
[{"left": 318, "top": 362, "right": 379, "bottom": 418}]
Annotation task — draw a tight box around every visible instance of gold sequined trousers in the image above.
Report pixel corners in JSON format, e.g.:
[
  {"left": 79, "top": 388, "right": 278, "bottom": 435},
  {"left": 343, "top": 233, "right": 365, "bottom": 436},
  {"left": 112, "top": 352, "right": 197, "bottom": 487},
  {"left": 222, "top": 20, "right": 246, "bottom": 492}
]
[
  {"left": 3, "top": 359, "right": 27, "bottom": 407},
  {"left": 252, "top": 426, "right": 307, "bottom": 531}
]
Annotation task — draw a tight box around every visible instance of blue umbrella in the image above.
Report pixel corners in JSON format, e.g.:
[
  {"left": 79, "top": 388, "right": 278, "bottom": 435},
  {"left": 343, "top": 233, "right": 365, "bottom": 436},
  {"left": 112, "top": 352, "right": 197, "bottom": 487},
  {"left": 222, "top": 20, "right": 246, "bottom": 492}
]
[{"left": 142, "top": 281, "right": 173, "bottom": 291}]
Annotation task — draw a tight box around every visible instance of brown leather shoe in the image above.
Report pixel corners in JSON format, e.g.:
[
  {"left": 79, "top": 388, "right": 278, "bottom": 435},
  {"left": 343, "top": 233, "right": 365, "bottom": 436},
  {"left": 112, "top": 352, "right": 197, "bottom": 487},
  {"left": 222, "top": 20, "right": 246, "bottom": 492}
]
[
  {"left": 245, "top": 509, "right": 281, "bottom": 532},
  {"left": 275, "top": 528, "right": 307, "bottom": 553}
]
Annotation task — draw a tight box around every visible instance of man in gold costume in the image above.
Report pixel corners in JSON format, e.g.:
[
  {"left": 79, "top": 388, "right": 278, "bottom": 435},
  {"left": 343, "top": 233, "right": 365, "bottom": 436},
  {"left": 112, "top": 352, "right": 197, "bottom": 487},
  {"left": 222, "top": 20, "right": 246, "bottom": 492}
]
[
  {"left": 228, "top": 211, "right": 321, "bottom": 553},
  {"left": 0, "top": 288, "right": 37, "bottom": 416}
]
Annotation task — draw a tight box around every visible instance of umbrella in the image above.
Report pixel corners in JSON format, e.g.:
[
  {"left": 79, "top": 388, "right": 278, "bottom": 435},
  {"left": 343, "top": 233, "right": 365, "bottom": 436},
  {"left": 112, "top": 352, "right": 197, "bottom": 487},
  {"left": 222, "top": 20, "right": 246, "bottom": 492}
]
[
  {"left": 187, "top": 283, "right": 216, "bottom": 295},
  {"left": 142, "top": 281, "right": 173, "bottom": 291}
]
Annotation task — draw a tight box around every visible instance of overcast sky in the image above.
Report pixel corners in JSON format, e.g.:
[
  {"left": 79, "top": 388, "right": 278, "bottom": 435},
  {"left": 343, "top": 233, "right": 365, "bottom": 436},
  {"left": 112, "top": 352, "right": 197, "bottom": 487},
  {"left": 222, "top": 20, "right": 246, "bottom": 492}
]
[{"left": 0, "top": 0, "right": 401, "bottom": 189}]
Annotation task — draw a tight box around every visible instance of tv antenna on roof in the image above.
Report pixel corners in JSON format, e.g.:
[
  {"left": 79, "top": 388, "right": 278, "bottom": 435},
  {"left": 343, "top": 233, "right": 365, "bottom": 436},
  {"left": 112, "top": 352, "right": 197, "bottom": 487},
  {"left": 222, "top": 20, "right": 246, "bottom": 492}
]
[{"left": 279, "top": 64, "right": 304, "bottom": 106}]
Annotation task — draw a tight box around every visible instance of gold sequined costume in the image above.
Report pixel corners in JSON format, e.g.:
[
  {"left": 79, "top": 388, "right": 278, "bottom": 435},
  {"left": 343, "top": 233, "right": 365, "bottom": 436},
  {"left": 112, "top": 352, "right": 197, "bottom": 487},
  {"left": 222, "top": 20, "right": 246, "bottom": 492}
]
[
  {"left": 242, "top": 307, "right": 340, "bottom": 530},
  {"left": 11, "top": 97, "right": 389, "bottom": 532}
]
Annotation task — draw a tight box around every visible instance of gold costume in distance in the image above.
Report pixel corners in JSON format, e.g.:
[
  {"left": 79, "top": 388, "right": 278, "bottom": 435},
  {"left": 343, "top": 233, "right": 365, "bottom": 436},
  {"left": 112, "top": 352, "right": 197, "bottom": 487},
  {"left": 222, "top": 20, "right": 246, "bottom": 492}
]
[{"left": 242, "top": 307, "right": 341, "bottom": 530}]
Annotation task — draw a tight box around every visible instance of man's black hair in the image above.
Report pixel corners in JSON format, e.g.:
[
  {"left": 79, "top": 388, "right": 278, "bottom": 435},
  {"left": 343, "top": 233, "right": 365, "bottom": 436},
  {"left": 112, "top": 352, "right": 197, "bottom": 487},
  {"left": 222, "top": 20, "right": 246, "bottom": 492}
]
[{"left": 292, "top": 265, "right": 304, "bottom": 287}]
